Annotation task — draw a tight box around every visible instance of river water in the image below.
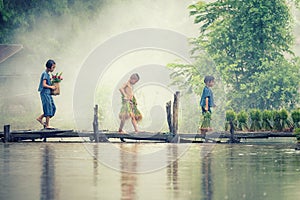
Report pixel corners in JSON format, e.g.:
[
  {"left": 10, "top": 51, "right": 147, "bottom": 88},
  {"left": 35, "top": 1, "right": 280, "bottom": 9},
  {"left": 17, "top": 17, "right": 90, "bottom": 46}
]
[{"left": 0, "top": 141, "right": 299, "bottom": 200}]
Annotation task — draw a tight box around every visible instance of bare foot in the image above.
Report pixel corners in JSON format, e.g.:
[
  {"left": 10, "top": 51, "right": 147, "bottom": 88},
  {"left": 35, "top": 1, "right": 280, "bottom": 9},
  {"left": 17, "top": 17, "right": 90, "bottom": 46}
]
[
  {"left": 134, "top": 130, "right": 144, "bottom": 134},
  {"left": 118, "top": 130, "right": 127, "bottom": 134},
  {"left": 36, "top": 118, "right": 46, "bottom": 128},
  {"left": 45, "top": 126, "right": 55, "bottom": 129}
]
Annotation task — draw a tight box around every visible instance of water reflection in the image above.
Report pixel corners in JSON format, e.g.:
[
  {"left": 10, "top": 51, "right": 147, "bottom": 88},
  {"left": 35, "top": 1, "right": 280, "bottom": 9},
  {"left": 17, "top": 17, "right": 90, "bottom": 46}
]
[
  {"left": 3, "top": 144, "right": 10, "bottom": 173},
  {"left": 120, "top": 144, "right": 138, "bottom": 200},
  {"left": 202, "top": 149, "right": 213, "bottom": 200},
  {"left": 1, "top": 143, "right": 300, "bottom": 200},
  {"left": 40, "top": 145, "right": 56, "bottom": 200},
  {"left": 1, "top": 144, "right": 10, "bottom": 200},
  {"left": 93, "top": 144, "right": 99, "bottom": 187},
  {"left": 167, "top": 145, "right": 179, "bottom": 197}
]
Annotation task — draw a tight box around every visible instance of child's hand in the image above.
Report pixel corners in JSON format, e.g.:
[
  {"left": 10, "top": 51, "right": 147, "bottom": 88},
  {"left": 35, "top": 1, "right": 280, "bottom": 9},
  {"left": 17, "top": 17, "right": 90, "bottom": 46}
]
[
  {"left": 123, "top": 96, "right": 130, "bottom": 101},
  {"left": 51, "top": 85, "right": 56, "bottom": 90},
  {"left": 125, "top": 95, "right": 133, "bottom": 101},
  {"left": 205, "top": 106, "right": 209, "bottom": 111}
]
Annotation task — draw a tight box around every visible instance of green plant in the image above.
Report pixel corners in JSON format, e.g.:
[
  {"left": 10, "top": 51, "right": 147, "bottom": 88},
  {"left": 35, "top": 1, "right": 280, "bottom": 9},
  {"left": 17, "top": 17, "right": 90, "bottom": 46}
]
[
  {"left": 294, "top": 128, "right": 300, "bottom": 142},
  {"left": 226, "top": 110, "right": 236, "bottom": 122},
  {"left": 280, "top": 109, "right": 292, "bottom": 131},
  {"left": 51, "top": 72, "right": 63, "bottom": 83},
  {"left": 272, "top": 110, "right": 282, "bottom": 131},
  {"left": 225, "top": 110, "right": 236, "bottom": 131},
  {"left": 237, "top": 110, "right": 248, "bottom": 131},
  {"left": 291, "top": 109, "right": 300, "bottom": 128},
  {"left": 249, "top": 109, "right": 262, "bottom": 131},
  {"left": 201, "top": 112, "right": 211, "bottom": 129},
  {"left": 262, "top": 110, "right": 273, "bottom": 131}
]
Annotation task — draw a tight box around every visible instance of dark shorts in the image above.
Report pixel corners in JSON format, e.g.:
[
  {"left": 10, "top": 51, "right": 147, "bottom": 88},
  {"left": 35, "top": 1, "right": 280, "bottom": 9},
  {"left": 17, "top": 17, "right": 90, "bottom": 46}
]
[{"left": 40, "top": 93, "right": 56, "bottom": 117}]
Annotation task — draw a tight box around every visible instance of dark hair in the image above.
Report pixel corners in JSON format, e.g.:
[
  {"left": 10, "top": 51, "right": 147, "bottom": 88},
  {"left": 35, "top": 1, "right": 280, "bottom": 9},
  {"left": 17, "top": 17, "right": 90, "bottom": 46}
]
[
  {"left": 130, "top": 73, "right": 140, "bottom": 81},
  {"left": 204, "top": 75, "right": 215, "bottom": 84},
  {"left": 46, "top": 59, "right": 56, "bottom": 68}
]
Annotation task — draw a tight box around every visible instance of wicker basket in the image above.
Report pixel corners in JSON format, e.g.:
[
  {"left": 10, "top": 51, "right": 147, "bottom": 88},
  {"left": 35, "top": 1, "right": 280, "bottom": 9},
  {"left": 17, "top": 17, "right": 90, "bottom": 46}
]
[{"left": 51, "top": 82, "right": 60, "bottom": 95}]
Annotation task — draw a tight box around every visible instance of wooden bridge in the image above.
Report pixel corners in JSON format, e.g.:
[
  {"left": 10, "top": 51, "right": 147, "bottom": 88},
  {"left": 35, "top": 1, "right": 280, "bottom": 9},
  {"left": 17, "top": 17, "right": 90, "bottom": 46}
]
[
  {"left": 0, "top": 125, "right": 296, "bottom": 143},
  {"left": 0, "top": 91, "right": 298, "bottom": 146}
]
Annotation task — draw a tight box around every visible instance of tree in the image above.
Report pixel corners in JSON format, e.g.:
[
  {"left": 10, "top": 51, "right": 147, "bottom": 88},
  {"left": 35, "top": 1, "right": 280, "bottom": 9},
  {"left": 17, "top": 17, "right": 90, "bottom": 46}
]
[
  {"left": 170, "top": 0, "right": 300, "bottom": 111},
  {"left": 0, "top": 0, "right": 106, "bottom": 43}
]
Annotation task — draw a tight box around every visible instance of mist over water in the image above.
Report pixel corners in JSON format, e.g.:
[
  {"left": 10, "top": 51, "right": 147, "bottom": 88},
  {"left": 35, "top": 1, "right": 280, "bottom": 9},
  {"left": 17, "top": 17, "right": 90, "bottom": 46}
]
[
  {"left": 1, "top": 0, "right": 299, "bottom": 131},
  {"left": 0, "top": 0, "right": 200, "bottom": 130}
]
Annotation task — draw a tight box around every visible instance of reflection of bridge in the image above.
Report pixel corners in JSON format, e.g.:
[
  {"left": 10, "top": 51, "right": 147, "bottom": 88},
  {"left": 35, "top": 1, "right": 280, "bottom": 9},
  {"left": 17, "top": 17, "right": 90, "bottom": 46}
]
[{"left": 0, "top": 126, "right": 296, "bottom": 143}]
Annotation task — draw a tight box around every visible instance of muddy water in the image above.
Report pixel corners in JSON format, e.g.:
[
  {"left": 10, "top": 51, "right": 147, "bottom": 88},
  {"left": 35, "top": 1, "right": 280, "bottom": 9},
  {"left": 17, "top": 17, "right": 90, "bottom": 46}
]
[{"left": 0, "top": 142, "right": 299, "bottom": 200}]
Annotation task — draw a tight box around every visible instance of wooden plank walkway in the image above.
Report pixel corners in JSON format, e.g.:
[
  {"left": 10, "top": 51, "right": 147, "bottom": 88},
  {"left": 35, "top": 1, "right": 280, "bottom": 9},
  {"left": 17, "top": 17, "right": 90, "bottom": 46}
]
[
  {"left": 1, "top": 96, "right": 298, "bottom": 145},
  {"left": 0, "top": 127, "right": 296, "bottom": 143}
]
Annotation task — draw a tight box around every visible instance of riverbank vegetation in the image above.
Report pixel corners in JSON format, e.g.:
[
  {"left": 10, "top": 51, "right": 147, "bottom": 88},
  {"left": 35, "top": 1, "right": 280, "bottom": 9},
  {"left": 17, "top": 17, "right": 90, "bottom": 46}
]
[{"left": 225, "top": 108, "right": 300, "bottom": 132}]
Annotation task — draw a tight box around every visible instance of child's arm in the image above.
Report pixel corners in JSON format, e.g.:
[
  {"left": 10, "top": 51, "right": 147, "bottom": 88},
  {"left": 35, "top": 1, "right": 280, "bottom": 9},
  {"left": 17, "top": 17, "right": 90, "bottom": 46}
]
[
  {"left": 119, "top": 83, "right": 129, "bottom": 99},
  {"left": 43, "top": 80, "right": 56, "bottom": 90},
  {"left": 205, "top": 97, "right": 209, "bottom": 111}
]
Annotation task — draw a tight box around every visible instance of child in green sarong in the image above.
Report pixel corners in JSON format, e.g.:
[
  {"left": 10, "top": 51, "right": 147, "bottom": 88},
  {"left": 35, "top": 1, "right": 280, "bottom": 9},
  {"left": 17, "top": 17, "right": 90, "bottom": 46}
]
[{"left": 118, "top": 73, "right": 142, "bottom": 133}]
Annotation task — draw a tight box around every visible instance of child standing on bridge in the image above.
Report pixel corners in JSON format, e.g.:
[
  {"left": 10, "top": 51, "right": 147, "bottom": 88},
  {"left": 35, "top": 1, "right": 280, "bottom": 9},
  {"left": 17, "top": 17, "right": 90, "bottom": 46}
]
[
  {"left": 36, "top": 59, "right": 57, "bottom": 129},
  {"left": 118, "top": 73, "right": 142, "bottom": 133},
  {"left": 200, "top": 75, "right": 216, "bottom": 130}
]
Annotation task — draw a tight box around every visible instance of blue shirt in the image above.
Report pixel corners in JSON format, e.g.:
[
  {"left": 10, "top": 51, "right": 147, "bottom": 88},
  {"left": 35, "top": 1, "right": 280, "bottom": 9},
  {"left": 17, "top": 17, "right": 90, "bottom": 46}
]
[
  {"left": 200, "top": 86, "right": 215, "bottom": 108},
  {"left": 38, "top": 71, "right": 51, "bottom": 94}
]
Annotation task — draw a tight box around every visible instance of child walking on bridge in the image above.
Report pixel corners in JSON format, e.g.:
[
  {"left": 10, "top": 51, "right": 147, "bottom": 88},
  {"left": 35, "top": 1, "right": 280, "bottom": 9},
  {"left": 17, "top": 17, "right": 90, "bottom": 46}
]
[{"left": 118, "top": 73, "right": 142, "bottom": 133}]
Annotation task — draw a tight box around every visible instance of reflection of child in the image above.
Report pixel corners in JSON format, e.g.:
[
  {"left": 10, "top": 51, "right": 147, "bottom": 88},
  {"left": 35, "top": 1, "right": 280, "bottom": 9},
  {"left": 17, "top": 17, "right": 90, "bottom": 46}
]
[
  {"left": 36, "top": 59, "right": 57, "bottom": 129},
  {"left": 118, "top": 73, "right": 142, "bottom": 133}
]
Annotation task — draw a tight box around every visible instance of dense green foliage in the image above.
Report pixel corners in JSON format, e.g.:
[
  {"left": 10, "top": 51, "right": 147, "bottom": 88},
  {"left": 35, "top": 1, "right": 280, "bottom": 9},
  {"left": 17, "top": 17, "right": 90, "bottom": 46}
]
[
  {"left": 169, "top": 0, "right": 300, "bottom": 111},
  {"left": 0, "top": 0, "right": 106, "bottom": 43}
]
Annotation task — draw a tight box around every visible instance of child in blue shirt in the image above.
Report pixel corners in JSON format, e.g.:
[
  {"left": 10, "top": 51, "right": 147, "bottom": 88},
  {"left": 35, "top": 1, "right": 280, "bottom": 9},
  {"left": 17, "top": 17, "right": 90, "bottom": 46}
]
[
  {"left": 36, "top": 59, "right": 57, "bottom": 129},
  {"left": 200, "top": 76, "right": 216, "bottom": 131},
  {"left": 200, "top": 76, "right": 216, "bottom": 113}
]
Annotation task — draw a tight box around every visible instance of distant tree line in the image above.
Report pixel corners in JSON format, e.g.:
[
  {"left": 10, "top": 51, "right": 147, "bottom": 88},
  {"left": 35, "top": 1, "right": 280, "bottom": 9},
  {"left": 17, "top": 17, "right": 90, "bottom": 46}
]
[{"left": 0, "top": 0, "right": 107, "bottom": 43}]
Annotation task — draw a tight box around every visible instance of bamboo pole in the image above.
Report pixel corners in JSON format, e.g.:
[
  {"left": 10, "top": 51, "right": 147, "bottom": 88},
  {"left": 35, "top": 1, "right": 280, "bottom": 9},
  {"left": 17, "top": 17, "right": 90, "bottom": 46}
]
[
  {"left": 172, "top": 91, "right": 180, "bottom": 135},
  {"left": 3, "top": 125, "right": 11, "bottom": 143},
  {"left": 93, "top": 105, "right": 99, "bottom": 143},
  {"left": 166, "top": 101, "right": 172, "bottom": 133},
  {"left": 229, "top": 121, "right": 240, "bottom": 143},
  {"left": 230, "top": 121, "right": 234, "bottom": 142}
]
